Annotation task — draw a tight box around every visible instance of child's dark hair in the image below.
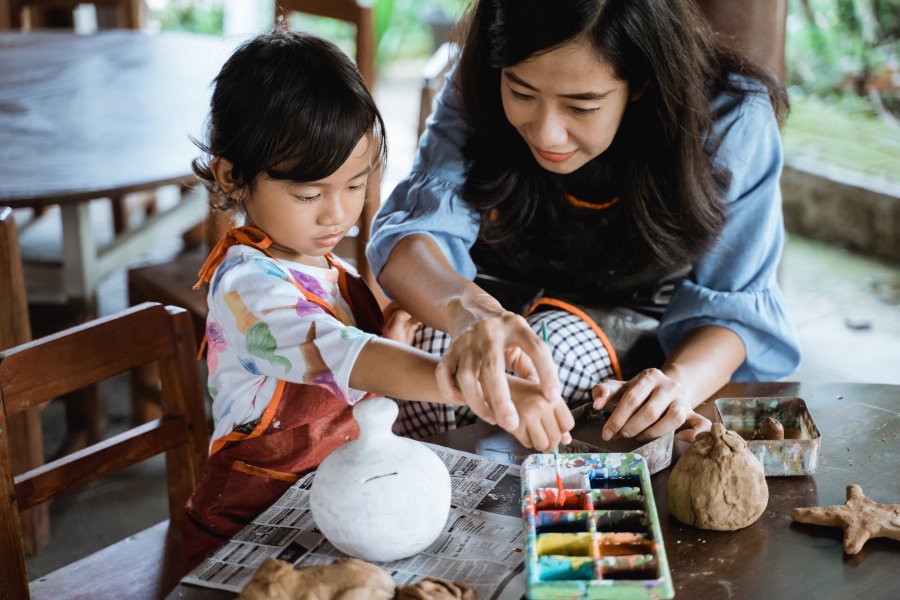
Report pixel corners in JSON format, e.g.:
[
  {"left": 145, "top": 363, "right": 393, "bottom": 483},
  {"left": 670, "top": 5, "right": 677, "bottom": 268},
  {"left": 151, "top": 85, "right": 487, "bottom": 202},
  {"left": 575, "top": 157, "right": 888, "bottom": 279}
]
[
  {"left": 456, "top": 0, "right": 788, "bottom": 271},
  {"left": 193, "top": 29, "right": 387, "bottom": 211}
]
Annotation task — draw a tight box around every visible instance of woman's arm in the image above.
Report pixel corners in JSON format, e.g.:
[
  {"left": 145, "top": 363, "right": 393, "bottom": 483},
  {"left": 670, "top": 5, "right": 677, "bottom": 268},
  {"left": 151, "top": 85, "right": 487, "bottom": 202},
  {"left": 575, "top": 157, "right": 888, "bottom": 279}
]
[
  {"left": 380, "top": 234, "right": 561, "bottom": 431},
  {"left": 380, "top": 234, "right": 501, "bottom": 339},
  {"left": 594, "top": 90, "right": 800, "bottom": 442}
]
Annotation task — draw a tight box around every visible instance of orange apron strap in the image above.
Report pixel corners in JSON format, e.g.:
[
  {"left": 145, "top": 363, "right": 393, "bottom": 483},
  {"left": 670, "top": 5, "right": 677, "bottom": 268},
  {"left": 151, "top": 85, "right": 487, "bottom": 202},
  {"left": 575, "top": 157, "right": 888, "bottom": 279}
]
[
  {"left": 231, "top": 461, "right": 300, "bottom": 484},
  {"left": 196, "top": 335, "right": 208, "bottom": 361},
  {"left": 209, "top": 379, "right": 287, "bottom": 456},
  {"left": 194, "top": 226, "right": 274, "bottom": 289},
  {"left": 327, "top": 254, "right": 355, "bottom": 316},
  {"left": 525, "top": 298, "right": 624, "bottom": 381},
  {"left": 193, "top": 226, "right": 274, "bottom": 358},
  {"left": 564, "top": 194, "right": 620, "bottom": 210}
]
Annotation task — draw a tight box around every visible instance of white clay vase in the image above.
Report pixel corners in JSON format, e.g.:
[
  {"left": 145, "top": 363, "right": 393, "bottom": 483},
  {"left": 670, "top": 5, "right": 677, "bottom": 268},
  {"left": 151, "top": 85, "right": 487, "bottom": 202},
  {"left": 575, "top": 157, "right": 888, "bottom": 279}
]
[{"left": 310, "top": 396, "right": 451, "bottom": 562}]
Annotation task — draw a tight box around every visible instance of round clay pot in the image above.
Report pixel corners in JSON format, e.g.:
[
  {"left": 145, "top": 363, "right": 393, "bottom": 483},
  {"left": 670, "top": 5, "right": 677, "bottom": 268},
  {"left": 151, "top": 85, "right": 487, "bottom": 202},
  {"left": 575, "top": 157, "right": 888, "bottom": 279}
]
[
  {"left": 667, "top": 422, "right": 768, "bottom": 531},
  {"left": 310, "top": 397, "right": 451, "bottom": 562}
]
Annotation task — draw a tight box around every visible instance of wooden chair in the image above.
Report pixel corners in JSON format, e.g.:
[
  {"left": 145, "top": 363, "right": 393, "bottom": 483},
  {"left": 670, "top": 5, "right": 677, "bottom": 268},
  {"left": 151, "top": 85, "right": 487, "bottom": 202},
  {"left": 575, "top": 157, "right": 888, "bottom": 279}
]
[
  {"left": 0, "top": 302, "right": 209, "bottom": 600},
  {"left": 8, "top": 0, "right": 141, "bottom": 31},
  {"left": 417, "top": 42, "right": 455, "bottom": 140},
  {"left": 696, "top": 0, "right": 787, "bottom": 81},
  {"left": 0, "top": 207, "right": 50, "bottom": 556},
  {"left": 1, "top": 0, "right": 13, "bottom": 28}
]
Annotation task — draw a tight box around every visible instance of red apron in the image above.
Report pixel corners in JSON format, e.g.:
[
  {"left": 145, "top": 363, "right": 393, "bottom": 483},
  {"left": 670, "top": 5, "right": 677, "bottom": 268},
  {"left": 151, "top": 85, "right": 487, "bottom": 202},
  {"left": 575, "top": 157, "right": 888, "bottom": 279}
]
[{"left": 183, "top": 227, "right": 384, "bottom": 569}]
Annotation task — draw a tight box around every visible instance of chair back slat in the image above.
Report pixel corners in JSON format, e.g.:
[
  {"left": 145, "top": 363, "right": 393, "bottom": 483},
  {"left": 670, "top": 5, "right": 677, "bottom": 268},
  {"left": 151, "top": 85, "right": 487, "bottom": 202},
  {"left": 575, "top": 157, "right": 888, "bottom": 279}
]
[
  {"left": 0, "top": 303, "right": 174, "bottom": 415},
  {"left": 279, "top": 0, "right": 361, "bottom": 23},
  {"left": 13, "top": 416, "right": 186, "bottom": 511}
]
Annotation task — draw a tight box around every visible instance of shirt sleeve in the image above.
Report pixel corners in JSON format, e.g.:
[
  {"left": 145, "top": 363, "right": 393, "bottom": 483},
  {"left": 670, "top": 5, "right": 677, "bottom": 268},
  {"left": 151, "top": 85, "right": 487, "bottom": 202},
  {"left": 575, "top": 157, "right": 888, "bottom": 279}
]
[
  {"left": 658, "top": 91, "right": 802, "bottom": 381},
  {"left": 367, "top": 66, "right": 481, "bottom": 284},
  {"left": 209, "top": 250, "right": 376, "bottom": 403}
]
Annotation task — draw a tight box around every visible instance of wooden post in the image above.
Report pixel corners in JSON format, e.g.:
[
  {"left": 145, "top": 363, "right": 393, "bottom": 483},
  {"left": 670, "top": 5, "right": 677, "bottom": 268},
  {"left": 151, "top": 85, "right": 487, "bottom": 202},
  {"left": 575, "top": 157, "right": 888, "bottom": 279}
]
[
  {"left": 0, "top": 207, "right": 50, "bottom": 556},
  {"left": 696, "top": 0, "right": 788, "bottom": 81}
]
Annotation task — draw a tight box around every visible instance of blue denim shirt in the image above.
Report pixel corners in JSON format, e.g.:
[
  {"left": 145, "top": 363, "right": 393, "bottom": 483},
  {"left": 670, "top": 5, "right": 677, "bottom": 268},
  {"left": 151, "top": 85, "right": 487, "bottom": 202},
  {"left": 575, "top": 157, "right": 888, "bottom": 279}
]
[{"left": 368, "top": 72, "right": 801, "bottom": 381}]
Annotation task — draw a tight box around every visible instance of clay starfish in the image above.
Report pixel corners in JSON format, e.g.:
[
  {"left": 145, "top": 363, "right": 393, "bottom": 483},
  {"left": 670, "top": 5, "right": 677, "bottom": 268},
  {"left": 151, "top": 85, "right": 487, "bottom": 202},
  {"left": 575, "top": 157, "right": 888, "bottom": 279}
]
[{"left": 791, "top": 484, "right": 900, "bottom": 554}]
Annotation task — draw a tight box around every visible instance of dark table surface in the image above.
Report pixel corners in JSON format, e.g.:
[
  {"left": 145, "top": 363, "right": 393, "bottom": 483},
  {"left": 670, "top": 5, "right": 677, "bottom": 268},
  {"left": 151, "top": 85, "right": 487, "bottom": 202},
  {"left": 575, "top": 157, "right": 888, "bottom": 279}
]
[
  {"left": 0, "top": 31, "right": 232, "bottom": 305},
  {"left": 169, "top": 381, "right": 900, "bottom": 600},
  {"left": 0, "top": 30, "right": 226, "bottom": 206}
]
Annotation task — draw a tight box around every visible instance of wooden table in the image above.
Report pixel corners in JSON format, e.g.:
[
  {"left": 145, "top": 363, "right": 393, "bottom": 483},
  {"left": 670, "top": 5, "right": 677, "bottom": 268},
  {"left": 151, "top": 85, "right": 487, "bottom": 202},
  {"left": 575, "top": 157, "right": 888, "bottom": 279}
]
[
  {"left": 0, "top": 30, "right": 228, "bottom": 306},
  {"left": 167, "top": 382, "right": 900, "bottom": 600}
]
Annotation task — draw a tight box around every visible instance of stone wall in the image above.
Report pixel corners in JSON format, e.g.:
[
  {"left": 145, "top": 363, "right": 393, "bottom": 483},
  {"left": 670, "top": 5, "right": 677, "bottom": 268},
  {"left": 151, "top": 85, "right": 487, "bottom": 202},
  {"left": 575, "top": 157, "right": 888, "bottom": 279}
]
[{"left": 781, "top": 159, "right": 900, "bottom": 262}]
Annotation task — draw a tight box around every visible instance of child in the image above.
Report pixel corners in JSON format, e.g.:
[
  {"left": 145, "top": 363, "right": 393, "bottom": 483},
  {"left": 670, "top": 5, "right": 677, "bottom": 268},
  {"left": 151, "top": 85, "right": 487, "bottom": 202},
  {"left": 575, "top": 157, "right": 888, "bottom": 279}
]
[{"left": 182, "top": 30, "right": 574, "bottom": 567}]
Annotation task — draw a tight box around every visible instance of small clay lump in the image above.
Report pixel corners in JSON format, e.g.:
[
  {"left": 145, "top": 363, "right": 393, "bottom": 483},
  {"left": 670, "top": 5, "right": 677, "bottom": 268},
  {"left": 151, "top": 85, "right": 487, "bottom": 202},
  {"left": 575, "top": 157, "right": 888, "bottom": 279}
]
[{"left": 753, "top": 416, "right": 785, "bottom": 440}]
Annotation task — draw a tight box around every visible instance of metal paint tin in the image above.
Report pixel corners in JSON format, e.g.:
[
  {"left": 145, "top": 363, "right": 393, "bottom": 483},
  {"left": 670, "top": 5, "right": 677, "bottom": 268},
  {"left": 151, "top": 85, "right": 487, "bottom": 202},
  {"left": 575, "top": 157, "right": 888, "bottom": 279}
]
[
  {"left": 522, "top": 453, "right": 674, "bottom": 600},
  {"left": 560, "top": 404, "right": 674, "bottom": 475},
  {"left": 714, "top": 396, "right": 822, "bottom": 476}
]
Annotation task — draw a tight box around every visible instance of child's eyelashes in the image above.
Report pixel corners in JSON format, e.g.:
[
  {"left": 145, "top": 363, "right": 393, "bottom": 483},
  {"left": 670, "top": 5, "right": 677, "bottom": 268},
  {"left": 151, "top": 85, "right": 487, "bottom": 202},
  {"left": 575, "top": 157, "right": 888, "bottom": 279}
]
[{"left": 290, "top": 183, "right": 365, "bottom": 203}]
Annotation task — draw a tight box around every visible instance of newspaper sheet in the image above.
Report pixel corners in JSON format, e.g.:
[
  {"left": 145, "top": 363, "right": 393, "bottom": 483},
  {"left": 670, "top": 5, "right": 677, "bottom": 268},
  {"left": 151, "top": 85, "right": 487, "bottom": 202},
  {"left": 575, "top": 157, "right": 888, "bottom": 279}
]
[{"left": 181, "top": 444, "right": 527, "bottom": 599}]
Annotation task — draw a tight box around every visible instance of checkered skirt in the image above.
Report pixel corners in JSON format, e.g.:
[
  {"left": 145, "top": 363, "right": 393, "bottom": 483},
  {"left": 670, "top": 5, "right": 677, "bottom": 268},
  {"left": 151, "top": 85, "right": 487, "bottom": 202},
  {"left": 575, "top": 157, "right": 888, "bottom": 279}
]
[{"left": 394, "top": 308, "right": 616, "bottom": 439}]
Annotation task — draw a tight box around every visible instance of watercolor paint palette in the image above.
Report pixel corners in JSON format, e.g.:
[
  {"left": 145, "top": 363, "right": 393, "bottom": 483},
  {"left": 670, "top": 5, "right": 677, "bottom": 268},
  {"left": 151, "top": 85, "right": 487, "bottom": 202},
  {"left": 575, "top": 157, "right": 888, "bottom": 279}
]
[
  {"left": 715, "top": 396, "right": 822, "bottom": 476},
  {"left": 559, "top": 404, "right": 674, "bottom": 475},
  {"left": 521, "top": 453, "right": 674, "bottom": 600}
]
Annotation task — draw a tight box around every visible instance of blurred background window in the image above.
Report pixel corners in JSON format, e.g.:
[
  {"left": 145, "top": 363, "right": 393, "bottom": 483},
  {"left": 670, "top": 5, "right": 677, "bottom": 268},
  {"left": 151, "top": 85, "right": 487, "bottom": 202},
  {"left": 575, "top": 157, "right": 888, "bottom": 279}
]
[{"left": 785, "top": 0, "right": 900, "bottom": 185}]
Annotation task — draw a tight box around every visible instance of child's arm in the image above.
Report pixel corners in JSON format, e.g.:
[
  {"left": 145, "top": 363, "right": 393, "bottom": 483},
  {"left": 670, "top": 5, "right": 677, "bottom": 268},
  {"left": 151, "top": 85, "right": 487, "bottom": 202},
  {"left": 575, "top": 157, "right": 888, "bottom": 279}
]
[
  {"left": 350, "top": 338, "right": 573, "bottom": 451},
  {"left": 506, "top": 376, "right": 574, "bottom": 452},
  {"left": 349, "top": 337, "right": 455, "bottom": 405}
]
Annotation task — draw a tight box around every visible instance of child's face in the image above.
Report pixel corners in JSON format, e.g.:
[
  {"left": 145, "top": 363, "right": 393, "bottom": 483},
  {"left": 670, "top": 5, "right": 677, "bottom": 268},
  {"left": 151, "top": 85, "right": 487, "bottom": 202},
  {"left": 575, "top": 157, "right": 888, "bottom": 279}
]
[
  {"left": 500, "top": 37, "right": 632, "bottom": 175},
  {"left": 243, "top": 136, "right": 372, "bottom": 266}
]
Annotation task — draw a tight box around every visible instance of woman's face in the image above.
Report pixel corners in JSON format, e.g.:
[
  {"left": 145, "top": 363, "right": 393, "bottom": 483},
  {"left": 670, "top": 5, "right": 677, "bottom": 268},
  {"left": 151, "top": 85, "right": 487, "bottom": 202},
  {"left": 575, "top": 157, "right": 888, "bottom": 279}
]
[{"left": 500, "top": 37, "right": 632, "bottom": 174}]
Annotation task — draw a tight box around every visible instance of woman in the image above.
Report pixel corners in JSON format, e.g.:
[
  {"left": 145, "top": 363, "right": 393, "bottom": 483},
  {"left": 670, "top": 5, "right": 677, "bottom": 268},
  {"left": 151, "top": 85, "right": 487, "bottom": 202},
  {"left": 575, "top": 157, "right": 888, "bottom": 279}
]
[{"left": 369, "top": 0, "right": 801, "bottom": 442}]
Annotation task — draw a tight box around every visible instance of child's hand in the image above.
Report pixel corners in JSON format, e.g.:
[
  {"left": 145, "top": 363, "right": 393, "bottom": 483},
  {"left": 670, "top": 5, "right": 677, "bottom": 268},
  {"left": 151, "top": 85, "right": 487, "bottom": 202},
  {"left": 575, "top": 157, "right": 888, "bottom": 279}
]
[
  {"left": 507, "top": 377, "right": 574, "bottom": 452},
  {"left": 381, "top": 302, "right": 420, "bottom": 345}
]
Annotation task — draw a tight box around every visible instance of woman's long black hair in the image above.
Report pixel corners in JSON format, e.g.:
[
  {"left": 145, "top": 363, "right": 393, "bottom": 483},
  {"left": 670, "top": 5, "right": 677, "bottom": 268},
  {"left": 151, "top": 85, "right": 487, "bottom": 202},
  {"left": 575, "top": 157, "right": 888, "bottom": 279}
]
[
  {"left": 192, "top": 29, "right": 386, "bottom": 211},
  {"left": 456, "top": 0, "right": 787, "bottom": 269}
]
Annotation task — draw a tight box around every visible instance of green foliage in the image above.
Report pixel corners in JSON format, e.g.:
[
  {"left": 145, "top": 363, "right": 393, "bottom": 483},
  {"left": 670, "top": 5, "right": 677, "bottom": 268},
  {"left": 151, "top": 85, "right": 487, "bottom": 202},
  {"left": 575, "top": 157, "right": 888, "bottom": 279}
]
[
  {"left": 373, "top": 0, "right": 469, "bottom": 65},
  {"left": 786, "top": 0, "right": 900, "bottom": 99},
  {"left": 152, "top": 0, "right": 224, "bottom": 35},
  {"left": 786, "top": 0, "right": 900, "bottom": 182},
  {"left": 784, "top": 94, "right": 900, "bottom": 183},
  {"left": 150, "top": 0, "right": 471, "bottom": 67},
  {"left": 284, "top": 0, "right": 466, "bottom": 69}
]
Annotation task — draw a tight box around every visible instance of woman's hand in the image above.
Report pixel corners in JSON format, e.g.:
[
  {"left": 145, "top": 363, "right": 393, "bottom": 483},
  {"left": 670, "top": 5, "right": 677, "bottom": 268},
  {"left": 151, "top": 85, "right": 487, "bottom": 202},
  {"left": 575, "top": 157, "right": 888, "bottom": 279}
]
[
  {"left": 436, "top": 310, "right": 562, "bottom": 432},
  {"left": 592, "top": 368, "right": 709, "bottom": 442}
]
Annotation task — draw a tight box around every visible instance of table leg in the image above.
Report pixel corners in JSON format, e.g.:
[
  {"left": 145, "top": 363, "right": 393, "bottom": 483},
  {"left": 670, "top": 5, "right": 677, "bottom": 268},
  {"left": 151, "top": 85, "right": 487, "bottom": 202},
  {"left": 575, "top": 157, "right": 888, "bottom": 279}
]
[
  {"left": 44, "top": 206, "right": 103, "bottom": 457},
  {"left": 60, "top": 202, "right": 97, "bottom": 305}
]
